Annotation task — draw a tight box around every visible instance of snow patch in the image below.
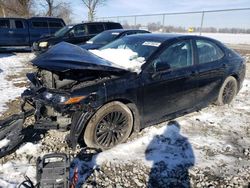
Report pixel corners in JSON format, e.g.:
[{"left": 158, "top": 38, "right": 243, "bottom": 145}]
[
  {"left": 0, "top": 138, "right": 10, "bottom": 148},
  {"left": 0, "top": 53, "right": 34, "bottom": 114},
  {"left": 90, "top": 48, "right": 145, "bottom": 73},
  {"left": 16, "top": 142, "right": 41, "bottom": 155},
  {"left": 184, "top": 32, "right": 250, "bottom": 45},
  {"left": 94, "top": 123, "right": 194, "bottom": 169}
]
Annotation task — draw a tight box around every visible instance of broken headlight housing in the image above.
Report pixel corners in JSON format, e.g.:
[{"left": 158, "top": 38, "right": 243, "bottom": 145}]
[
  {"left": 42, "top": 91, "right": 68, "bottom": 104},
  {"left": 42, "top": 91, "right": 87, "bottom": 105}
]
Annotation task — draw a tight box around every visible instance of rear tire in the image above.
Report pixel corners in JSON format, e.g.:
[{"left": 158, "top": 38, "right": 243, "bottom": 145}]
[
  {"left": 216, "top": 76, "right": 237, "bottom": 105},
  {"left": 84, "top": 101, "right": 133, "bottom": 150}
]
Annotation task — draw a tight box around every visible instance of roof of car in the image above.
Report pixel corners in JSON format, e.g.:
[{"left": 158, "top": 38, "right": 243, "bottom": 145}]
[
  {"left": 67, "top": 22, "right": 121, "bottom": 26},
  {"left": 124, "top": 33, "right": 215, "bottom": 42},
  {"left": 102, "top": 29, "right": 149, "bottom": 33}
]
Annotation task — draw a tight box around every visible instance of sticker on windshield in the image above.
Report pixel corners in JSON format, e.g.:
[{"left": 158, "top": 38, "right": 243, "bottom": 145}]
[
  {"left": 111, "top": 32, "right": 120, "bottom": 35},
  {"left": 86, "top": 41, "right": 93, "bottom": 44},
  {"left": 142, "top": 41, "right": 161, "bottom": 47}
]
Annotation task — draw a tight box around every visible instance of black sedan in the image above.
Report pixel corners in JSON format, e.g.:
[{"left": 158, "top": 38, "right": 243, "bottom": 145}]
[
  {"left": 17, "top": 34, "right": 246, "bottom": 150},
  {"left": 79, "top": 29, "right": 150, "bottom": 50}
]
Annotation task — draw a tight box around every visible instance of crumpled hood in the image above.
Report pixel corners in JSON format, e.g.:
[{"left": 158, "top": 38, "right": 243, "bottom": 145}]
[{"left": 32, "top": 42, "right": 129, "bottom": 74}]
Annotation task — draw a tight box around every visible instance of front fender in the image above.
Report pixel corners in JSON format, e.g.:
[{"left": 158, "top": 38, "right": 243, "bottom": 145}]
[{"left": 67, "top": 111, "right": 94, "bottom": 149}]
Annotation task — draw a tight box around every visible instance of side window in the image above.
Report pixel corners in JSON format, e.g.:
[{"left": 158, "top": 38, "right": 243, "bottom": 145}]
[
  {"left": 88, "top": 24, "right": 104, "bottom": 34},
  {"left": 153, "top": 40, "right": 193, "bottom": 70},
  {"left": 32, "top": 21, "right": 48, "bottom": 28},
  {"left": 106, "top": 23, "right": 122, "bottom": 29},
  {"left": 70, "top": 25, "right": 85, "bottom": 37},
  {"left": 15, "top": 20, "right": 24, "bottom": 29},
  {"left": 196, "top": 40, "right": 224, "bottom": 64},
  {"left": 0, "top": 20, "right": 10, "bottom": 29},
  {"left": 49, "top": 21, "right": 63, "bottom": 28}
]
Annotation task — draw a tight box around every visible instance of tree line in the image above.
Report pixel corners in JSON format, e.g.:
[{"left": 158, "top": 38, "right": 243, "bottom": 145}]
[
  {"left": 122, "top": 21, "right": 250, "bottom": 34},
  {"left": 0, "top": 0, "right": 106, "bottom": 23}
]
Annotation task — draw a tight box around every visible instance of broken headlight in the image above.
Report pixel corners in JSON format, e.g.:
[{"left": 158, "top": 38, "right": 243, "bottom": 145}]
[
  {"left": 42, "top": 92, "right": 87, "bottom": 105},
  {"left": 42, "top": 91, "right": 68, "bottom": 104}
]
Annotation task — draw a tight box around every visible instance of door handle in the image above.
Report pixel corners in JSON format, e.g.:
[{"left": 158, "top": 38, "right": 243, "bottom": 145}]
[{"left": 8, "top": 31, "right": 14, "bottom": 34}]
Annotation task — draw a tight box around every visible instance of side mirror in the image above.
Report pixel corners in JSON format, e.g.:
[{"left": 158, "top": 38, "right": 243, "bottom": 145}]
[{"left": 155, "top": 61, "right": 171, "bottom": 72}]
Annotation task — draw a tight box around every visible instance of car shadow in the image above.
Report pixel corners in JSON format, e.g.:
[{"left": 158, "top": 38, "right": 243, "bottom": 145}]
[
  {"left": 0, "top": 47, "right": 31, "bottom": 53},
  {"left": 145, "top": 121, "right": 195, "bottom": 188},
  {"left": 0, "top": 52, "right": 15, "bottom": 58}
]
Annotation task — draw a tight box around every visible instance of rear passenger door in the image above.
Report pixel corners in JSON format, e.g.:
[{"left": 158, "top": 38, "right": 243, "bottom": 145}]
[
  {"left": 0, "top": 19, "right": 11, "bottom": 46},
  {"left": 10, "top": 19, "right": 29, "bottom": 46},
  {"left": 195, "top": 39, "right": 227, "bottom": 105}
]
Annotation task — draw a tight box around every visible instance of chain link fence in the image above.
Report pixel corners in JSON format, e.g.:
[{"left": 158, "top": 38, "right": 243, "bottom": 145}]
[{"left": 96, "top": 8, "right": 250, "bottom": 35}]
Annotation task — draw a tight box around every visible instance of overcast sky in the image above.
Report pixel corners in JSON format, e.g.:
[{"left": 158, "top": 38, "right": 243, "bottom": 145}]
[{"left": 70, "top": 0, "right": 250, "bottom": 28}]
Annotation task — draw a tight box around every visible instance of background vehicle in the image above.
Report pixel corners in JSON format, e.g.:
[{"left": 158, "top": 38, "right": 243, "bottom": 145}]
[
  {"left": 0, "top": 34, "right": 245, "bottom": 153},
  {"left": 80, "top": 29, "right": 150, "bottom": 50},
  {"left": 33, "top": 22, "right": 123, "bottom": 53},
  {"left": 0, "top": 17, "right": 65, "bottom": 47}
]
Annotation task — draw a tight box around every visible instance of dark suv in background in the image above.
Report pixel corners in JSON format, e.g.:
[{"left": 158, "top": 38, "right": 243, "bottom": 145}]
[
  {"left": 0, "top": 17, "right": 65, "bottom": 47},
  {"left": 33, "top": 22, "right": 123, "bottom": 53}
]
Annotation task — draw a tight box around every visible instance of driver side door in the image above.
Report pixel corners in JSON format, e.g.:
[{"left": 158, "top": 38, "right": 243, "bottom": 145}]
[
  {"left": 141, "top": 39, "right": 199, "bottom": 126},
  {"left": 64, "top": 24, "right": 87, "bottom": 44}
]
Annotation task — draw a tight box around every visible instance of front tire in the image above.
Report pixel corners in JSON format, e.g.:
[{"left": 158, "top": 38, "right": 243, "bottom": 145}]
[
  {"left": 84, "top": 101, "right": 133, "bottom": 150},
  {"left": 216, "top": 76, "right": 238, "bottom": 105}
]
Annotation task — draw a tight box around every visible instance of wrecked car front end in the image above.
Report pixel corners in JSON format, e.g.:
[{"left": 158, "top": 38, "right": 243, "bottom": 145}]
[{"left": 20, "top": 42, "right": 130, "bottom": 148}]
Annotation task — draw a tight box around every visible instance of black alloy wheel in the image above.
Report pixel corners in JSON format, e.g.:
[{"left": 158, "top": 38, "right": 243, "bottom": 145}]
[{"left": 84, "top": 101, "right": 133, "bottom": 150}]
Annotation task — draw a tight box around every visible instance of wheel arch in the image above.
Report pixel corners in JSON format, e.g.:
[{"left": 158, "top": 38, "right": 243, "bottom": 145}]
[
  {"left": 68, "top": 98, "right": 141, "bottom": 149},
  {"left": 230, "top": 73, "right": 240, "bottom": 91}
]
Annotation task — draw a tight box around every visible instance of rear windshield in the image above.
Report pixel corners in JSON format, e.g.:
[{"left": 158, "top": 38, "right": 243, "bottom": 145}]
[{"left": 88, "top": 31, "right": 120, "bottom": 44}]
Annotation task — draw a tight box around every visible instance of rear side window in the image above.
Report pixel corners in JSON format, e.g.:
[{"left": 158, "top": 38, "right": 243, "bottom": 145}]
[
  {"left": 0, "top": 20, "right": 10, "bottom": 29},
  {"left": 49, "top": 21, "right": 64, "bottom": 28},
  {"left": 196, "top": 40, "right": 224, "bottom": 64},
  {"left": 15, "top": 20, "right": 24, "bottom": 29},
  {"left": 88, "top": 24, "right": 104, "bottom": 34},
  {"left": 106, "top": 23, "right": 122, "bottom": 30},
  {"left": 32, "top": 21, "right": 48, "bottom": 28}
]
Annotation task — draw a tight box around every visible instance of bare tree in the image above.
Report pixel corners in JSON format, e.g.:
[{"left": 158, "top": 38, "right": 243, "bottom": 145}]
[
  {"left": 0, "top": 0, "right": 6, "bottom": 17},
  {"left": 39, "top": 0, "right": 72, "bottom": 23},
  {"left": 81, "top": 0, "right": 106, "bottom": 21},
  {"left": 0, "top": 0, "right": 34, "bottom": 17}
]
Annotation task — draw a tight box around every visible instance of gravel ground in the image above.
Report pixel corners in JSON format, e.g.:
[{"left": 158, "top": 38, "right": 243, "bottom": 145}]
[{"left": 0, "top": 49, "right": 250, "bottom": 187}]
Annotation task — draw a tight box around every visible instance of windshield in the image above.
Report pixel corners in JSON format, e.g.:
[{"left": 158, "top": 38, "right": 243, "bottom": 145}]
[
  {"left": 54, "top": 25, "right": 73, "bottom": 37},
  {"left": 100, "top": 37, "right": 161, "bottom": 60},
  {"left": 88, "top": 31, "right": 120, "bottom": 45}
]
